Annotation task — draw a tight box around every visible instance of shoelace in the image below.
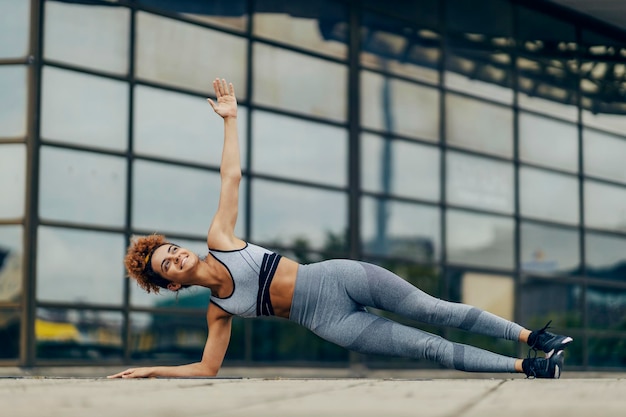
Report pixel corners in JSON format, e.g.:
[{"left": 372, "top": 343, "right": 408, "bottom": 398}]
[{"left": 529, "top": 320, "right": 553, "bottom": 350}]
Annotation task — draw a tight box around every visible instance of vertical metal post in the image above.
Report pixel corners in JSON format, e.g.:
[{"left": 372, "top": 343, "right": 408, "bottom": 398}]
[
  {"left": 122, "top": 5, "right": 137, "bottom": 363},
  {"left": 22, "top": 0, "right": 44, "bottom": 366},
  {"left": 347, "top": 0, "right": 361, "bottom": 369}
]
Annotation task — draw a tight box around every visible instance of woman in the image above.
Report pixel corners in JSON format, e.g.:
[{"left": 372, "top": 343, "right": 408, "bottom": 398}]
[{"left": 109, "top": 78, "right": 572, "bottom": 379}]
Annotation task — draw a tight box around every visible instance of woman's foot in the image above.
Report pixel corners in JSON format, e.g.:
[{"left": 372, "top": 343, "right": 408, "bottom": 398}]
[
  {"left": 528, "top": 320, "right": 573, "bottom": 358},
  {"left": 522, "top": 350, "right": 564, "bottom": 379}
]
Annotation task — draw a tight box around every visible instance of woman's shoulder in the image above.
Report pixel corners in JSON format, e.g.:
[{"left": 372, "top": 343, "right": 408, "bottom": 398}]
[{"left": 207, "top": 232, "right": 246, "bottom": 252}]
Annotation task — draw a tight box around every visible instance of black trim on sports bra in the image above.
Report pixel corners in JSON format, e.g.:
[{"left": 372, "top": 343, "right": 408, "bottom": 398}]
[
  {"left": 208, "top": 242, "right": 249, "bottom": 253},
  {"left": 209, "top": 253, "right": 236, "bottom": 299},
  {"left": 256, "top": 252, "right": 282, "bottom": 316}
]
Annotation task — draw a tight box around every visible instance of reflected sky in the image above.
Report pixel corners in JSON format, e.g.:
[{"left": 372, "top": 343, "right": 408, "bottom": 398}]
[
  {"left": 0, "top": 66, "right": 28, "bottom": 137},
  {"left": 0, "top": 144, "right": 26, "bottom": 218},
  {"left": 0, "top": 0, "right": 30, "bottom": 58}
]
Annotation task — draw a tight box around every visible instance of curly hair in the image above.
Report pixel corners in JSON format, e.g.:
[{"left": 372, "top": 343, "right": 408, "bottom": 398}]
[{"left": 124, "top": 234, "right": 170, "bottom": 294}]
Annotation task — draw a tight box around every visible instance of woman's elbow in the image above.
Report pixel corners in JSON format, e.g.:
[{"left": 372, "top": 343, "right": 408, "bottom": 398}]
[{"left": 221, "top": 170, "right": 241, "bottom": 182}]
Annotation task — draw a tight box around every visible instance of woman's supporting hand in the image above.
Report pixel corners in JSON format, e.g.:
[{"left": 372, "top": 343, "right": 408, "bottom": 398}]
[
  {"left": 208, "top": 78, "right": 237, "bottom": 119},
  {"left": 107, "top": 367, "right": 155, "bottom": 379}
]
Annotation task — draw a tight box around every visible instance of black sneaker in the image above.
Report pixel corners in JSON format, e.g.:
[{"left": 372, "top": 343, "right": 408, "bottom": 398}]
[
  {"left": 522, "top": 350, "right": 564, "bottom": 379},
  {"left": 528, "top": 320, "right": 573, "bottom": 358}
]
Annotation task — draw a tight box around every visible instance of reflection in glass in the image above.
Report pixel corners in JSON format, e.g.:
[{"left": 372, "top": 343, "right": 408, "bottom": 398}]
[
  {"left": 447, "top": 151, "right": 513, "bottom": 214},
  {"left": 519, "top": 167, "right": 579, "bottom": 225},
  {"left": 252, "top": 111, "right": 347, "bottom": 187},
  {"left": 580, "top": 30, "right": 626, "bottom": 133},
  {"left": 0, "top": 144, "right": 26, "bottom": 219},
  {"left": 44, "top": 1, "right": 129, "bottom": 75},
  {"left": 520, "top": 222, "right": 579, "bottom": 275},
  {"left": 360, "top": 11, "right": 440, "bottom": 84},
  {"left": 132, "top": 161, "right": 234, "bottom": 237},
  {"left": 36, "top": 307, "right": 123, "bottom": 360},
  {"left": 361, "top": 134, "right": 439, "bottom": 201},
  {"left": 585, "top": 180, "right": 626, "bottom": 232},
  {"left": 516, "top": 6, "right": 578, "bottom": 117},
  {"left": 0, "top": 226, "right": 23, "bottom": 303},
  {"left": 361, "top": 197, "right": 439, "bottom": 261},
  {"left": 445, "top": 93, "right": 513, "bottom": 158},
  {"left": 134, "top": 85, "right": 248, "bottom": 167},
  {"left": 586, "top": 232, "right": 626, "bottom": 280},
  {"left": 252, "top": 180, "right": 346, "bottom": 250},
  {"left": 136, "top": 12, "right": 247, "bottom": 96},
  {"left": 0, "top": 0, "right": 29, "bottom": 58},
  {"left": 587, "top": 286, "right": 626, "bottom": 331},
  {"left": 129, "top": 311, "right": 207, "bottom": 360},
  {"left": 519, "top": 112, "right": 578, "bottom": 173},
  {"left": 583, "top": 128, "right": 626, "bottom": 184},
  {"left": 39, "top": 147, "right": 127, "bottom": 227},
  {"left": 41, "top": 66, "right": 128, "bottom": 151},
  {"left": 254, "top": 0, "right": 348, "bottom": 59},
  {"left": 136, "top": 0, "right": 248, "bottom": 31},
  {"left": 131, "top": 238, "right": 210, "bottom": 307},
  {"left": 253, "top": 43, "right": 347, "bottom": 122},
  {"left": 361, "top": 71, "right": 439, "bottom": 141},
  {"left": 446, "top": 210, "right": 514, "bottom": 270},
  {"left": 37, "top": 227, "right": 125, "bottom": 305},
  {"left": 0, "top": 65, "right": 28, "bottom": 137},
  {"left": 588, "top": 337, "right": 626, "bottom": 368},
  {"left": 0, "top": 309, "right": 20, "bottom": 358}
]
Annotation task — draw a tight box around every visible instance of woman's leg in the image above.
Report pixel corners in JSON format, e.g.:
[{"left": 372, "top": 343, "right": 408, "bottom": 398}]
[
  {"left": 314, "top": 309, "right": 518, "bottom": 373},
  {"left": 348, "top": 262, "right": 525, "bottom": 341}
]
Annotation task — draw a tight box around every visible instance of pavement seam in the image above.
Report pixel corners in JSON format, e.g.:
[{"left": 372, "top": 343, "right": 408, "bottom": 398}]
[
  {"left": 194, "top": 380, "right": 371, "bottom": 417},
  {"left": 443, "top": 379, "right": 508, "bottom": 417}
]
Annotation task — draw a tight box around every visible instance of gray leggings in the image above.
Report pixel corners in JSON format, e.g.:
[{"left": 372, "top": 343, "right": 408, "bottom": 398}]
[{"left": 289, "top": 260, "right": 523, "bottom": 373}]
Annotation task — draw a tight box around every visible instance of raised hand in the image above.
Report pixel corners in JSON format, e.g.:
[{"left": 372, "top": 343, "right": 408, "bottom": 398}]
[{"left": 207, "top": 78, "right": 237, "bottom": 119}]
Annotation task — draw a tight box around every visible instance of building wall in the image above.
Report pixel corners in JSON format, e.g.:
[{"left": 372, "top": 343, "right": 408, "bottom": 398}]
[{"left": 1, "top": 0, "right": 625, "bottom": 369}]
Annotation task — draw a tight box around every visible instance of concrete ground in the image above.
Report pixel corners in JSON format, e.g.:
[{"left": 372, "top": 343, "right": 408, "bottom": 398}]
[{"left": 2, "top": 367, "right": 625, "bottom": 417}]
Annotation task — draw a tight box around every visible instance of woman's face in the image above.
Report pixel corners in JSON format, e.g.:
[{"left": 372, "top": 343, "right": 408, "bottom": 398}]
[{"left": 150, "top": 244, "right": 198, "bottom": 283}]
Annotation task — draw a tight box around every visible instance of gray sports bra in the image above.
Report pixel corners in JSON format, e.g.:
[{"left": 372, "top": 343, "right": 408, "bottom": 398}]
[{"left": 209, "top": 242, "right": 282, "bottom": 318}]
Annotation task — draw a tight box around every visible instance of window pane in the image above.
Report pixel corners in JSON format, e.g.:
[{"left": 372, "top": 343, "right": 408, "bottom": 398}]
[
  {"left": 586, "top": 232, "right": 626, "bottom": 281},
  {"left": 252, "top": 111, "right": 346, "bottom": 187},
  {"left": 584, "top": 128, "right": 626, "bottom": 184},
  {"left": 252, "top": 180, "right": 346, "bottom": 250},
  {"left": 39, "top": 147, "right": 127, "bottom": 227},
  {"left": 361, "top": 71, "right": 439, "bottom": 141},
  {"left": 253, "top": 43, "right": 347, "bottom": 122},
  {"left": 0, "top": 226, "right": 23, "bottom": 303},
  {"left": 446, "top": 210, "right": 514, "bottom": 270},
  {"left": 136, "top": 12, "right": 247, "bottom": 96},
  {"left": 0, "top": 309, "right": 20, "bottom": 359},
  {"left": 0, "top": 65, "right": 28, "bottom": 137},
  {"left": 0, "top": 0, "right": 30, "bottom": 58},
  {"left": 519, "top": 279, "right": 583, "bottom": 329},
  {"left": 44, "top": 1, "right": 130, "bottom": 75},
  {"left": 445, "top": 94, "right": 513, "bottom": 158},
  {"left": 254, "top": 0, "right": 348, "bottom": 59},
  {"left": 585, "top": 180, "right": 626, "bottom": 232},
  {"left": 41, "top": 67, "right": 128, "bottom": 151},
  {"left": 519, "top": 112, "right": 578, "bottom": 173},
  {"left": 134, "top": 85, "right": 248, "bottom": 167},
  {"left": 0, "top": 144, "right": 26, "bottom": 219},
  {"left": 447, "top": 151, "right": 513, "bottom": 214},
  {"left": 517, "top": 94, "right": 578, "bottom": 122},
  {"left": 37, "top": 227, "right": 125, "bottom": 305},
  {"left": 520, "top": 222, "right": 579, "bottom": 275},
  {"left": 136, "top": 0, "right": 248, "bottom": 32},
  {"left": 520, "top": 167, "right": 579, "bottom": 225},
  {"left": 36, "top": 307, "right": 122, "bottom": 360},
  {"left": 361, "top": 197, "right": 439, "bottom": 262},
  {"left": 588, "top": 336, "right": 626, "bottom": 368},
  {"left": 129, "top": 311, "right": 208, "bottom": 360},
  {"left": 361, "top": 134, "right": 439, "bottom": 201},
  {"left": 360, "top": 11, "right": 440, "bottom": 84},
  {"left": 587, "top": 286, "right": 626, "bottom": 331},
  {"left": 131, "top": 238, "right": 210, "bottom": 307},
  {"left": 132, "top": 161, "right": 246, "bottom": 237}
]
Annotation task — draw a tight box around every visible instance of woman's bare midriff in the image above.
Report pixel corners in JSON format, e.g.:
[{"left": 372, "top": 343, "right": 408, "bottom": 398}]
[{"left": 269, "top": 257, "right": 299, "bottom": 319}]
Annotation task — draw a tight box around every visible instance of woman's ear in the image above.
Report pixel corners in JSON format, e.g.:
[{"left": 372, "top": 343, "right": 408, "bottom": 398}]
[{"left": 167, "top": 282, "right": 182, "bottom": 292}]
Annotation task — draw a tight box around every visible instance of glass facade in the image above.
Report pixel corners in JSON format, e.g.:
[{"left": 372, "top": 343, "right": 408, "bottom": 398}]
[{"left": 3, "top": 0, "right": 626, "bottom": 371}]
